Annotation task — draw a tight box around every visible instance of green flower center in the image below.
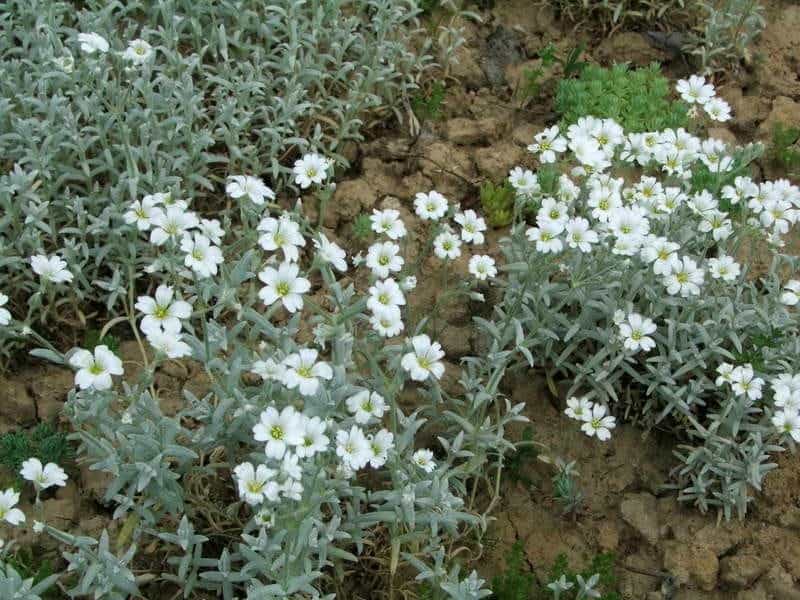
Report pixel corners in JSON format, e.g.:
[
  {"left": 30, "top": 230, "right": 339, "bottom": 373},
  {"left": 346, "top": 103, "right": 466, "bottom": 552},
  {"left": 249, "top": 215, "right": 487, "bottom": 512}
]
[
  {"left": 89, "top": 362, "right": 104, "bottom": 375},
  {"left": 247, "top": 480, "right": 264, "bottom": 493},
  {"left": 276, "top": 282, "right": 290, "bottom": 297},
  {"left": 378, "top": 255, "right": 390, "bottom": 266},
  {"left": 270, "top": 425, "right": 284, "bottom": 440},
  {"left": 296, "top": 366, "right": 313, "bottom": 378}
]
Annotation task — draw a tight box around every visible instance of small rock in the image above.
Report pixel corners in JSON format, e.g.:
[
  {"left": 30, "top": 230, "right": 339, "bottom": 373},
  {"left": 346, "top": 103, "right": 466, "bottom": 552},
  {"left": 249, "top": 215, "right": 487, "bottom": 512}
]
[
  {"left": 763, "top": 565, "right": 800, "bottom": 600},
  {"left": 80, "top": 464, "right": 113, "bottom": 502},
  {"left": 444, "top": 117, "right": 498, "bottom": 146},
  {"left": 30, "top": 367, "right": 74, "bottom": 422},
  {"left": 512, "top": 123, "right": 538, "bottom": 147},
  {"left": 663, "top": 541, "right": 719, "bottom": 592},
  {"left": 621, "top": 492, "right": 660, "bottom": 546},
  {"left": 597, "top": 32, "right": 668, "bottom": 66},
  {"left": 757, "top": 96, "right": 800, "bottom": 140},
  {"left": 450, "top": 45, "right": 486, "bottom": 90},
  {"left": 596, "top": 520, "right": 620, "bottom": 552},
  {"left": 419, "top": 141, "right": 475, "bottom": 202},
  {"left": 438, "top": 325, "right": 472, "bottom": 359},
  {"left": 474, "top": 142, "right": 525, "bottom": 182},
  {"left": 0, "top": 377, "right": 36, "bottom": 432},
  {"left": 707, "top": 127, "right": 738, "bottom": 147},
  {"left": 720, "top": 554, "right": 769, "bottom": 589},
  {"left": 736, "top": 585, "right": 768, "bottom": 600},
  {"left": 329, "top": 179, "right": 378, "bottom": 227}
]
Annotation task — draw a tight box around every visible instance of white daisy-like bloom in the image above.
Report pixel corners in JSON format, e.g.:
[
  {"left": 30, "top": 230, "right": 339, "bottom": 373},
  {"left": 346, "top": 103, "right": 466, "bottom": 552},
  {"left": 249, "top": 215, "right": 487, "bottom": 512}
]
[
  {"left": 564, "top": 217, "right": 598, "bottom": 253},
  {"left": 257, "top": 215, "right": 306, "bottom": 262},
  {"left": 254, "top": 507, "right": 275, "bottom": 528},
  {"left": 282, "top": 348, "right": 333, "bottom": 397},
  {"left": 258, "top": 262, "right": 311, "bottom": 313},
  {"left": 367, "top": 278, "right": 405, "bottom": 313},
  {"left": 708, "top": 255, "right": 741, "bottom": 283},
  {"left": 20, "top": 458, "right": 68, "bottom": 491},
  {"left": 704, "top": 97, "right": 732, "bottom": 122},
  {"left": 253, "top": 406, "right": 303, "bottom": 459},
  {"left": 412, "top": 448, "right": 436, "bottom": 473},
  {"left": 123, "top": 196, "right": 162, "bottom": 231},
  {"left": 401, "top": 276, "right": 417, "bottom": 292},
  {"left": 580, "top": 404, "right": 616, "bottom": 441},
  {"left": 370, "top": 209, "right": 407, "bottom": 240},
  {"left": 145, "top": 329, "right": 192, "bottom": 359},
  {"left": 676, "top": 75, "right": 715, "bottom": 105},
  {"left": 731, "top": 364, "right": 764, "bottom": 401},
  {"left": 199, "top": 219, "right": 225, "bottom": 245},
  {"left": 715, "top": 362, "right": 735, "bottom": 387},
  {"left": 280, "top": 453, "right": 302, "bottom": 481},
  {"left": 663, "top": 256, "right": 704, "bottom": 297},
  {"left": 31, "top": 254, "right": 73, "bottom": 284},
  {"left": 564, "top": 396, "right": 592, "bottom": 421},
  {"left": 526, "top": 222, "right": 564, "bottom": 254},
  {"left": 618, "top": 313, "right": 657, "bottom": 353},
  {"left": 250, "top": 358, "right": 286, "bottom": 382},
  {"left": 454, "top": 210, "right": 487, "bottom": 244},
  {"left": 433, "top": 231, "right": 462, "bottom": 260},
  {"left": 346, "top": 390, "right": 387, "bottom": 424},
  {"left": 780, "top": 280, "right": 800, "bottom": 306},
  {"left": 181, "top": 233, "right": 223, "bottom": 278},
  {"left": 468, "top": 255, "right": 497, "bottom": 280},
  {"left": 401, "top": 334, "right": 445, "bottom": 382},
  {"left": 508, "top": 167, "right": 540, "bottom": 197},
  {"left": 367, "top": 429, "right": 394, "bottom": 468},
  {"left": 77, "top": 32, "right": 110, "bottom": 54},
  {"left": 296, "top": 416, "right": 330, "bottom": 459},
  {"left": 135, "top": 284, "right": 191, "bottom": 335},
  {"left": 281, "top": 479, "right": 303, "bottom": 501},
  {"left": 639, "top": 236, "right": 680, "bottom": 275},
  {"left": 313, "top": 233, "right": 347, "bottom": 272},
  {"left": 226, "top": 175, "right": 275, "bottom": 205},
  {"left": 336, "top": 425, "right": 371, "bottom": 471},
  {"left": 233, "top": 462, "right": 279, "bottom": 505},
  {"left": 123, "top": 39, "right": 153, "bottom": 64},
  {"left": 527, "top": 125, "right": 567, "bottom": 163},
  {"left": 369, "top": 305, "right": 405, "bottom": 338},
  {"left": 0, "top": 489, "right": 25, "bottom": 526},
  {"left": 293, "top": 153, "right": 330, "bottom": 189},
  {"left": 772, "top": 374, "right": 800, "bottom": 411},
  {"left": 150, "top": 206, "right": 199, "bottom": 245},
  {"left": 68, "top": 344, "right": 124, "bottom": 390},
  {"left": 0, "top": 293, "right": 10, "bottom": 326},
  {"left": 365, "top": 241, "right": 404, "bottom": 278},
  {"left": 414, "top": 191, "right": 448, "bottom": 221},
  {"left": 772, "top": 410, "right": 800, "bottom": 443}
]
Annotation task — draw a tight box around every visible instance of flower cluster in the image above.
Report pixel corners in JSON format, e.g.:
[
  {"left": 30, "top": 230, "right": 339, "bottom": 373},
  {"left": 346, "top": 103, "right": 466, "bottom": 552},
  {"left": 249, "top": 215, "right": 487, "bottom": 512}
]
[
  {"left": 0, "top": 458, "right": 68, "bottom": 529},
  {"left": 564, "top": 397, "right": 617, "bottom": 441}
]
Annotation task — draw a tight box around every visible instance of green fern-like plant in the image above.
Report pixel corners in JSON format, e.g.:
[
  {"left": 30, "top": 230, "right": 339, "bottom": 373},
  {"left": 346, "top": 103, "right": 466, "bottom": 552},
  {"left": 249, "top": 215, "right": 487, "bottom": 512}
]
[
  {"left": 555, "top": 63, "right": 689, "bottom": 132},
  {"left": 769, "top": 122, "right": 800, "bottom": 175},
  {"left": 481, "top": 181, "right": 516, "bottom": 228},
  {"left": 492, "top": 540, "right": 535, "bottom": 600}
]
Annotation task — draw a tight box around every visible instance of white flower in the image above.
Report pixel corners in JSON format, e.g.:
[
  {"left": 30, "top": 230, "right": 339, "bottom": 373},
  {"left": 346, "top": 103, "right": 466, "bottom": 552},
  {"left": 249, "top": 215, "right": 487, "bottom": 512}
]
[
  {"left": 69, "top": 345, "right": 123, "bottom": 390},
  {"left": 280, "top": 453, "right": 302, "bottom": 480},
  {"left": 20, "top": 458, "right": 68, "bottom": 491},
  {"left": 454, "top": 210, "right": 487, "bottom": 244},
  {"left": 715, "top": 363, "right": 735, "bottom": 387},
  {"left": 254, "top": 507, "right": 275, "bottom": 528},
  {"left": 233, "top": 462, "right": 279, "bottom": 505},
  {"left": 708, "top": 255, "right": 741, "bottom": 282},
  {"left": 282, "top": 348, "right": 333, "bottom": 396},
  {"left": 258, "top": 262, "right": 311, "bottom": 313},
  {"left": 676, "top": 75, "right": 715, "bottom": 105},
  {"left": 401, "top": 334, "right": 445, "bottom": 382},
  {"left": 0, "top": 293, "right": 10, "bottom": 326},
  {"left": 293, "top": 153, "right": 330, "bottom": 189},
  {"left": 123, "top": 39, "right": 153, "bottom": 64},
  {"left": 781, "top": 280, "right": 800, "bottom": 306},
  {"left": 401, "top": 276, "right": 418, "bottom": 291},
  {"left": 336, "top": 426, "right": 370, "bottom": 471},
  {"left": 640, "top": 237, "right": 680, "bottom": 275},
  {"left": 414, "top": 191, "right": 448, "bottom": 221},
  {"left": 0, "top": 489, "right": 25, "bottom": 526},
  {"left": 367, "top": 429, "right": 394, "bottom": 468},
  {"left": 772, "top": 374, "right": 800, "bottom": 411},
  {"left": 253, "top": 406, "right": 304, "bottom": 459},
  {"left": 124, "top": 196, "right": 161, "bottom": 231},
  {"left": 527, "top": 125, "right": 567, "bottom": 163},
  {"left": 146, "top": 330, "right": 192, "bottom": 359},
  {"left": 365, "top": 241, "right": 404, "bottom": 278},
  {"left": 199, "top": 219, "right": 225, "bottom": 245},
  {"left": 433, "top": 231, "right": 462, "bottom": 260},
  {"left": 77, "top": 32, "right": 109, "bottom": 54},
  {"left": 257, "top": 215, "right": 306, "bottom": 262},
  {"left": 251, "top": 358, "right": 285, "bottom": 382},
  {"left": 369, "top": 305, "right": 405, "bottom": 338},
  {"left": 31, "top": 255, "right": 73, "bottom": 284},
  {"left": 508, "top": 167, "right": 540, "bottom": 197},
  {"left": 412, "top": 449, "right": 436, "bottom": 473},
  {"left": 281, "top": 479, "right": 303, "bottom": 501},
  {"left": 580, "top": 404, "right": 616, "bottom": 441},
  {"left": 731, "top": 364, "right": 764, "bottom": 401},
  {"left": 664, "top": 256, "right": 704, "bottom": 297},
  {"left": 525, "top": 223, "right": 563, "bottom": 254},
  {"left": 704, "top": 97, "right": 731, "bottom": 122},
  {"left": 772, "top": 410, "right": 800, "bottom": 443},
  {"left": 181, "top": 233, "right": 223, "bottom": 278},
  {"left": 296, "top": 416, "right": 329, "bottom": 458},
  {"left": 618, "top": 313, "right": 657, "bottom": 353},
  {"left": 150, "top": 206, "right": 198, "bottom": 245},
  {"left": 136, "top": 284, "right": 191, "bottom": 335},
  {"left": 565, "top": 396, "right": 592, "bottom": 421},
  {"left": 367, "top": 279, "right": 405, "bottom": 312},
  {"left": 314, "top": 234, "right": 347, "bottom": 272},
  {"left": 346, "top": 390, "right": 387, "bottom": 424},
  {"left": 370, "top": 209, "right": 407, "bottom": 240},
  {"left": 564, "top": 218, "right": 598, "bottom": 253},
  {"left": 227, "top": 176, "right": 275, "bottom": 206},
  {"left": 468, "top": 255, "right": 497, "bottom": 280}
]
